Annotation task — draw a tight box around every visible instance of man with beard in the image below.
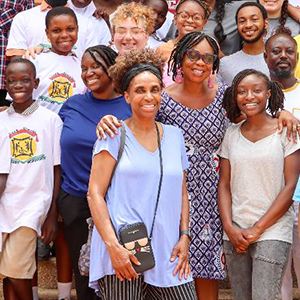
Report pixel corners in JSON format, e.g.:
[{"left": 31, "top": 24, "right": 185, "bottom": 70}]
[
  {"left": 6, "top": 0, "right": 109, "bottom": 60},
  {"left": 217, "top": 2, "right": 270, "bottom": 85},
  {"left": 264, "top": 28, "right": 300, "bottom": 300}
]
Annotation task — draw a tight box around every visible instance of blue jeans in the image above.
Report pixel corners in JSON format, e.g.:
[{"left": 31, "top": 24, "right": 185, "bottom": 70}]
[{"left": 224, "top": 240, "right": 291, "bottom": 300}]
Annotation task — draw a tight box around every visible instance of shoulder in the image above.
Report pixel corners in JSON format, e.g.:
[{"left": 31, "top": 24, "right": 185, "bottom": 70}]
[
  {"left": 221, "top": 50, "right": 242, "bottom": 63},
  {"left": 36, "top": 106, "right": 63, "bottom": 125},
  {"left": 13, "top": 5, "right": 38, "bottom": 19}
]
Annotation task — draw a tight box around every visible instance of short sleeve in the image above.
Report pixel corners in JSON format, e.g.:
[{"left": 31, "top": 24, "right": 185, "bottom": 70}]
[
  {"left": 93, "top": 129, "right": 121, "bottom": 161},
  {"left": 218, "top": 126, "right": 230, "bottom": 159},
  {"left": 0, "top": 123, "right": 11, "bottom": 174},
  {"left": 281, "top": 127, "right": 300, "bottom": 158},
  {"left": 6, "top": 12, "right": 28, "bottom": 50},
  {"left": 293, "top": 176, "right": 300, "bottom": 203},
  {"left": 179, "top": 131, "right": 189, "bottom": 170},
  {"left": 52, "top": 116, "right": 63, "bottom": 166}
]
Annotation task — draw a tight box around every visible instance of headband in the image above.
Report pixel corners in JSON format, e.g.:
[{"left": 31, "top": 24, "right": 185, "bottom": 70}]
[{"left": 120, "top": 63, "right": 162, "bottom": 93}]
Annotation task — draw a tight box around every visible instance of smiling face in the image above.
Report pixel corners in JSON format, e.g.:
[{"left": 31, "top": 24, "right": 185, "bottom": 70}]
[
  {"left": 124, "top": 71, "right": 162, "bottom": 119},
  {"left": 46, "top": 14, "right": 78, "bottom": 56},
  {"left": 182, "top": 38, "right": 215, "bottom": 83},
  {"left": 5, "top": 62, "right": 39, "bottom": 106},
  {"left": 265, "top": 34, "right": 298, "bottom": 79},
  {"left": 113, "top": 18, "right": 149, "bottom": 55},
  {"left": 81, "top": 52, "right": 112, "bottom": 97},
  {"left": 237, "top": 6, "right": 267, "bottom": 44},
  {"left": 145, "top": 0, "right": 168, "bottom": 31},
  {"left": 258, "top": 0, "right": 285, "bottom": 18},
  {"left": 175, "top": 1, "right": 207, "bottom": 39},
  {"left": 236, "top": 74, "right": 271, "bottom": 117}
]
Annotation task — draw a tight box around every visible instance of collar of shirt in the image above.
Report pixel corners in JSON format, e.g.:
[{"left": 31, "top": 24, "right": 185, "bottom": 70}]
[
  {"left": 41, "top": 47, "right": 78, "bottom": 57},
  {"left": 7, "top": 101, "right": 39, "bottom": 115},
  {"left": 40, "top": 0, "right": 68, "bottom": 11}
]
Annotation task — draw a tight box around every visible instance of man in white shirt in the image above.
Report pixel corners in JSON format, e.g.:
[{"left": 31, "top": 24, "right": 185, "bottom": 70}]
[
  {"left": 264, "top": 30, "right": 300, "bottom": 300},
  {"left": 217, "top": 2, "right": 270, "bottom": 85},
  {"left": 6, "top": 0, "right": 110, "bottom": 60}
]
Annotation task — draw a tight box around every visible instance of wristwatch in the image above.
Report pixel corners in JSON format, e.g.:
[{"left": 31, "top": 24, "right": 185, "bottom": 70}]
[{"left": 180, "top": 230, "right": 192, "bottom": 240}]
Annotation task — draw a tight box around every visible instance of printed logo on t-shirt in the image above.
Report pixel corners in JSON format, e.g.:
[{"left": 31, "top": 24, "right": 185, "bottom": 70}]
[
  {"left": 9, "top": 128, "right": 46, "bottom": 164},
  {"left": 166, "top": 0, "right": 178, "bottom": 13},
  {"left": 38, "top": 72, "right": 76, "bottom": 105}
]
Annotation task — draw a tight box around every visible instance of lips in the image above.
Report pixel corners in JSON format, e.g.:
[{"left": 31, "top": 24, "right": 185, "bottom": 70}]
[
  {"left": 192, "top": 69, "right": 204, "bottom": 76},
  {"left": 244, "top": 103, "right": 258, "bottom": 108},
  {"left": 276, "top": 60, "right": 290, "bottom": 67}
]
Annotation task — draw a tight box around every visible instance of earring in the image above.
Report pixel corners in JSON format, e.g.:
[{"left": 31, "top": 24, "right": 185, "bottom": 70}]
[
  {"left": 208, "top": 72, "right": 213, "bottom": 89},
  {"left": 175, "top": 68, "right": 183, "bottom": 84}
]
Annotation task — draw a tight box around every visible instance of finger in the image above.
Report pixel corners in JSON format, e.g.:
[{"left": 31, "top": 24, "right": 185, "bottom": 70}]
[
  {"left": 121, "top": 266, "right": 132, "bottom": 281},
  {"left": 179, "top": 260, "right": 187, "bottom": 280},
  {"left": 101, "top": 122, "right": 115, "bottom": 138},
  {"left": 277, "top": 118, "right": 283, "bottom": 134},
  {"left": 173, "top": 255, "right": 183, "bottom": 276},
  {"left": 127, "top": 264, "right": 138, "bottom": 279},
  {"left": 130, "top": 254, "right": 141, "bottom": 266},
  {"left": 112, "top": 117, "right": 122, "bottom": 130},
  {"left": 96, "top": 126, "right": 105, "bottom": 140},
  {"left": 184, "top": 263, "right": 191, "bottom": 279},
  {"left": 170, "top": 248, "right": 179, "bottom": 262},
  {"left": 287, "top": 120, "right": 293, "bottom": 141},
  {"left": 116, "top": 271, "right": 124, "bottom": 281},
  {"left": 292, "top": 123, "right": 298, "bottom": 143}
]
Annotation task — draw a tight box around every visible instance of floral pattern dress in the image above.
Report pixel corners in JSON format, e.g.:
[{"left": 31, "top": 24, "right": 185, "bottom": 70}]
[{"left": 157, "top": 84, "right": 228, "bottom": 279}]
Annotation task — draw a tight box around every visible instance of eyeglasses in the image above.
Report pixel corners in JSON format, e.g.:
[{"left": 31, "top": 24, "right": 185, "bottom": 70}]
[
  {"left": 186, "top": 50, "right": 217, "bottom": 64},
  {"left": 177, "top": 11, "right": 204, "bottom": 22},
  {"left": 115, "top": 27, "right": 145, "bottom": 37}
]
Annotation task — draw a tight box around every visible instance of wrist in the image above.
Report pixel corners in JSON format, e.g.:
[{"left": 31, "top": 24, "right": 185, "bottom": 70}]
[{"left": 180, "top": 230, "right": 192, "bottom": 240}]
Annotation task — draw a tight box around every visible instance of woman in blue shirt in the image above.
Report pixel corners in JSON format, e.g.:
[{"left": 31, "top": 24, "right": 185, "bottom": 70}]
[
  {"left": 88, "top": 49, "right": 197, "bottom": 299},
  {"left": 57, "top": 45, "right": 132, "bottom": 300}
]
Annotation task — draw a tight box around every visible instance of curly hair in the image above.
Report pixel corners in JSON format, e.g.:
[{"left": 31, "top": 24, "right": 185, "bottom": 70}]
[
  {"left": 110, "top": 2, "right": 155, "bottom": 35},
  {"left": 83, "top": 45, "right": 117, "bottom": 75},
  {"left": 265, "top": 26, "right": 296, "bottom": 49},
  {"left": 175, "top": 0, "right": 212, "bottom": 20},
  {"left": 168, "top": 31, "right": 220, "bottom": 82},
  {"left": 108, "top": 48, "right": 165, "bottom": 93},
  {"left": 223, "top": 69, "right": 284, "bottom": 122}
]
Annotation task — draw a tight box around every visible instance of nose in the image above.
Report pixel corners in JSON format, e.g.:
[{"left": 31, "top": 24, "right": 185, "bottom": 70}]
[
  {"left": 144, "top": 90, "right": 154, "bottom": 100},
  {"left": 245, "top": 90, "right": 254, "bottom": 100},
  {"left": 86, "top": 67, "right": 94, "bottom": 77},
  {"left": 245, "top": 19, "right": 253, "bottom": 28},
  {"left": 279, "top": 50, "right": 288, "bottom": 59},
  {"left": 124, "top": 30, "right": 133, "bottom": 40}
]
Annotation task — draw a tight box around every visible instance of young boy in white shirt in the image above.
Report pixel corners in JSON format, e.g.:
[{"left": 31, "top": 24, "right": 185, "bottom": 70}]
[{"left": 0, "top": 58, "right": 62, "bottom": 300}]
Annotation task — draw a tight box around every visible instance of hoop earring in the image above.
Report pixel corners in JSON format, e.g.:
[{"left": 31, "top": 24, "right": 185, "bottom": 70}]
[
  {"left": 208, "top": 72, "right": 213, "bottom": 89},
  {"left": 175, "top": 68, "right": 183, "bottom": 84}
]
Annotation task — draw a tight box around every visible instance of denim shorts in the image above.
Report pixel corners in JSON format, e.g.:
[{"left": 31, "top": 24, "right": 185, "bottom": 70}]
[{"left": 224, "top": 240, "right": 291, "bottom": 300}]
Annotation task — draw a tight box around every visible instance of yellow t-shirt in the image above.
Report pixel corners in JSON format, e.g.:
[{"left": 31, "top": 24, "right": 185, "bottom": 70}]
[{"left": 295, "top": 35, "right": 300, "bottom": 80}]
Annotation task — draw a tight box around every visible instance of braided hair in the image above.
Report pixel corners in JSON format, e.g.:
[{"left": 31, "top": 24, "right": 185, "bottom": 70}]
[
  {"left": 214, "top": 0, "right": 227, "bottom": 45},
  {"left": 168, "top": 31, "right": 220, "bottom": 82},
  {"left": 175, "top": 0, "right": 212, "bottom": 19},
  {"left": 223, "top": 69, "right": 284, "bottom": 122},
  {"left": 83, "top": 45, "right": 118, "bottom": 76},
  {"left": 279, "top": 0, "right": 289, "bottom": 30}
]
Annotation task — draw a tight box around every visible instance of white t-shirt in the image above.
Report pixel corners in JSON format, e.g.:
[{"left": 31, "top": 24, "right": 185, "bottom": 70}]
[
  {"left": 31, "top": 50, "right": 87, "bottom": 113},
  {"left": 219, "top": 122, "right": 300, "bottom": 244},
  {"left": 147, "top": 35, "right": 164, "bottom": 50},
  {"left": 0, "top": 106, "right": 62, "bottom": 235},
  {"left": 283, "top": 81, "right": 300, "bottom": 222},
  {"left": 6, "top": 5, "right": 101, "bottom": 58},
  {"left": 156, "top": 11, "right": 174, "bottom": 40},
  {"left": 68, "top": 0, "right": 111, "bottom": 46},
  {"left": 0, "top": 122, "right": 10, "bottom": 175}
]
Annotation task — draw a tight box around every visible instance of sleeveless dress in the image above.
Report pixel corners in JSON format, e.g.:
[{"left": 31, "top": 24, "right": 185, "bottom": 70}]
[{"left": 157, "top": 84, "right": 228, "bottom": 279}]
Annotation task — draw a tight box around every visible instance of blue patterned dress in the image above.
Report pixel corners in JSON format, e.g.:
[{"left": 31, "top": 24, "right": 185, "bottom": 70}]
[{"left": 157, "top": 84, "right": 228, "bottom": 279}]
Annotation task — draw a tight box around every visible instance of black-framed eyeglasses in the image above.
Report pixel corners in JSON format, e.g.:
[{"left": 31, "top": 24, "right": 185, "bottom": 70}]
[{"left": 186, "top": 50, "right": 217, "bottom": 64}]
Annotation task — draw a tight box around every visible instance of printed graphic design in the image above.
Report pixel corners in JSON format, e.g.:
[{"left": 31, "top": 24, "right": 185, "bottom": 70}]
[
  {"left": 38, "top": 72, "right": 76, "bottom": 105},
  {"left": 10, "top": 128, "right": 46, "bottom": 164}
]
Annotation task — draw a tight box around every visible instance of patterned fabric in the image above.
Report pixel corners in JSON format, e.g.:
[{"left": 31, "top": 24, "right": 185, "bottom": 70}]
[
  {"left": 157, "top": 84, "right": 228, "bottom": 280},
  {"left": 0, "top": 0, "right": 34, "bottom": 89}
]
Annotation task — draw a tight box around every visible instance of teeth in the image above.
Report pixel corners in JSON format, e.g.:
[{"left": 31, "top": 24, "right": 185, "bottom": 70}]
[
  {"left": 87, "top": 79, "right": 98, "bottom": 84},
  {"left": 245, "top": 103, "right": 258, "bottom": 108},
  {"left": 184, "top": 26, "right": 195, "bottom": 31},
  {"left": 192, "top": 70, "right": 204, "bottom": 76},
  {"left": 142, "top": 105, "right": 155, "bottom": 108},
  {"left": 245, "top": 31, "right": 254, "bottom": 36}
]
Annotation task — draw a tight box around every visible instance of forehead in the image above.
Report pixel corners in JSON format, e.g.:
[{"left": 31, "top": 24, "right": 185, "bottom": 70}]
[
  {"left": 238, "top": 74, "right": 266, "bottom": 86},
  {"left": 191, "top": 39, "right": 214, "bottom": 53},
  {"left": 82, "top": 51, "right": 107, "bottom": 66},
  {"left": 267, "top": 35, "right": 297, "bottom": 50},
  {"left": 238, "top": 6, "right": 263, "bottom": 19},
  {"left": 6, "top": 63, "right": 35, "bottom": 77},
  {"left": 147, "top": 0, "right": 168, "bottom": 14},
  {"left": 130, "top": 71, "right": 161, "bottom": 85},
  {"left": 115, "top": 17, "right": 144, "bottom": 29},
  {"left": 49, "top": 14, "right": 77, "bottom": 26},
  {"left": 177, "top": 1, "right": 205, "bottom": 13}
]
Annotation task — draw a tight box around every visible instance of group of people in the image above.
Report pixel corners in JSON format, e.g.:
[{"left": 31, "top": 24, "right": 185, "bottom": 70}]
[{"left": 1, "top": 0, "right": 300, "bottom": 300}]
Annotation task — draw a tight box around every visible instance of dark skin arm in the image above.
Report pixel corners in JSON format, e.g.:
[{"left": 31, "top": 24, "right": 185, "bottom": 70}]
[
  {"left": 41, "top": 165, "right": 60, "bottom": 244},
  {"left": 170, "top": 173, "right": 191, "bottom": 280},
  {"left": 0, "top": 174, "right": 8, "bottom": 199},
  {"left": 243, "top": 150, "right": 300, "bottom": 243},
  {"left": 218, "top": 158, "right": 249, "bottom": 253},
  {"left": 88, "top": 150, "right": 140, "bottom": 282}
]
